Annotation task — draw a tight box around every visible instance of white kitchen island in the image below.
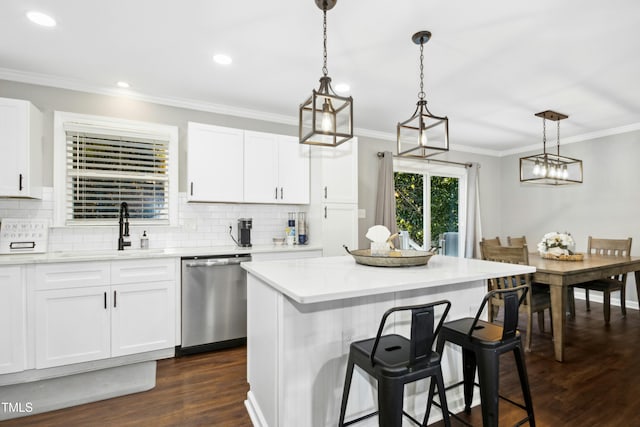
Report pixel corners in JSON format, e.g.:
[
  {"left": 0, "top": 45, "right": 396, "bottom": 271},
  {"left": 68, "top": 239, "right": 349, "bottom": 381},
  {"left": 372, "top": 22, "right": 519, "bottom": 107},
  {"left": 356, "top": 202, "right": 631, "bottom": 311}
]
[{"left": 242, "top": 254, "right": 535, "bottom": 427}]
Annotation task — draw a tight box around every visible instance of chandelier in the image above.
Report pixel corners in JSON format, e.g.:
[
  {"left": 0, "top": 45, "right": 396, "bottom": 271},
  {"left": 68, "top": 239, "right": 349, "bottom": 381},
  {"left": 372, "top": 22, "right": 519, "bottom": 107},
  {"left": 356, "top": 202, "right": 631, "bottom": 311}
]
[
  {"left": 519, "top": 110, "right": 583, "bottom": 185},
  {"left": 299, "top": 0, "right": 353, "bottom": 147},
  {"left": 397, "top": 30, "right": 449, "bottom": 158}
]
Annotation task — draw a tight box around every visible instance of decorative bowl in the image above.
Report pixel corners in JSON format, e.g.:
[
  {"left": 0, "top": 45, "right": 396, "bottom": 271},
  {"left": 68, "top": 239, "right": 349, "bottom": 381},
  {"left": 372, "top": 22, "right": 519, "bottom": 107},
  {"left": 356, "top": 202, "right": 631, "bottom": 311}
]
[{"left": 343, "top": 245, "right": 434, "bottom": 267}]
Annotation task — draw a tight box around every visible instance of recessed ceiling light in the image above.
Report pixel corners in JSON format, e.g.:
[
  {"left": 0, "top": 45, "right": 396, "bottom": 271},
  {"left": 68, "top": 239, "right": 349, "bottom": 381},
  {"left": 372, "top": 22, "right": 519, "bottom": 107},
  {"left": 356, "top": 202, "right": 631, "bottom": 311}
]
[
  {"left": 213, "top": 54, "right": 232, "bottom": 65},
  {"left": 116, "top": 81, "right": 130, "bottom": 88},
  {"left": 334, "top": 83, "right": 350, "bottom": 93},
  {"left": 26, "top": 11, "right": 56, "bottom": 27}
]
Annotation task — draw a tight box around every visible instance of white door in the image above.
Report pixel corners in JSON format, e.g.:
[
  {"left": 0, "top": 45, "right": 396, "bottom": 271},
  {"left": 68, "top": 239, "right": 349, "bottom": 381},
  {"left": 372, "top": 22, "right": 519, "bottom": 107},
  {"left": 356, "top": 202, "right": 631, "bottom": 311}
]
[
  {"left": 111, "top": 281, "right": 175, "bottom": 357},
  {"left": 35, "top": 286, "right": 111, "bottom": 368},
  {"left": 317, "top": 139, "right": 358, "bottom": 204},
  {"left": 243, "top": 131, "right": 279, "bottom": 203},
  {"left": 278, "top": 135, "right": 310, "bottom": 204},
  {"left": 0, "top": 99, "right": 28, "bottom": 197},
  {"left": 187, "top": 123, "right": 244, "bottom": 202},
  {"left": 322, "top": 203, "right": 359, "bottom": 256},
  {"left": 0, "top": 266, "right": 25, "bottom": 374}
]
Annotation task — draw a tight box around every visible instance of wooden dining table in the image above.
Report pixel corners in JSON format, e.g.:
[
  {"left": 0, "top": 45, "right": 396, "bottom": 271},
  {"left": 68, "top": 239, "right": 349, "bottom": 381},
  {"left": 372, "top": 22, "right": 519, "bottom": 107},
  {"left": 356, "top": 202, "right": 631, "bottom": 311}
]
[{"left": 528, "top": 253, "right": 640, "bottom": 362}]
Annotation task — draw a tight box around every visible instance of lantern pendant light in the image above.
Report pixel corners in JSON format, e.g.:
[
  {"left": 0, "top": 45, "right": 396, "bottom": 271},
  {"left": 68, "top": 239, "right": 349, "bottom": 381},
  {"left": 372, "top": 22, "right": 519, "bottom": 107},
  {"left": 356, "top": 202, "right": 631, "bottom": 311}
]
[
  {"left": 519, "top": 110, "right": 583, "bottom": 185},
  {"left": 299, "top": 0, "right": 353, "bottom": 147},
  {"left": 397, "top": 31, "right": 449, "bottom": 158}
]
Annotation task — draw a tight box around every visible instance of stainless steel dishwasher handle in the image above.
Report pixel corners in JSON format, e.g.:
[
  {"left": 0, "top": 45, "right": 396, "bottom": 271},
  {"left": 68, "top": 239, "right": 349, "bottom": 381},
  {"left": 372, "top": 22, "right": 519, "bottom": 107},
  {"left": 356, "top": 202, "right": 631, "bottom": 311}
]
[{"left": 185, "top": 257, "right": 250, "bottom": 267}]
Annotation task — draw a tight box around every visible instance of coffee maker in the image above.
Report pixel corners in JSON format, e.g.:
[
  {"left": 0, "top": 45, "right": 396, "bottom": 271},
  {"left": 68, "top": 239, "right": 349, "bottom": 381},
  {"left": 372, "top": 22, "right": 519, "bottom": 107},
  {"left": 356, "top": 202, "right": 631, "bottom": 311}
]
[{"left": 237, "top": 218, "right": 252, "bottom": 247}]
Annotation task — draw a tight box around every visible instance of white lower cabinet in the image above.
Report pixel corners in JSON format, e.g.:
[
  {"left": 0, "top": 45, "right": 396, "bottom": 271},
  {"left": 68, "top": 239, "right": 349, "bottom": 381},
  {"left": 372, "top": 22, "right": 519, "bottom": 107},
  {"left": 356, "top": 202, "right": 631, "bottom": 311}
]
[
  {"left": 0, "top": 266, "right": 25, "bottom": 374},
  {"left": 34, "top": 259, "right": 176, "bottom": 369},
  {"left": 111, "top": 281, "right": 175, "bottom": 357},
  {"left": 35, "top": 286, "right": 111, "bottom": 368}
]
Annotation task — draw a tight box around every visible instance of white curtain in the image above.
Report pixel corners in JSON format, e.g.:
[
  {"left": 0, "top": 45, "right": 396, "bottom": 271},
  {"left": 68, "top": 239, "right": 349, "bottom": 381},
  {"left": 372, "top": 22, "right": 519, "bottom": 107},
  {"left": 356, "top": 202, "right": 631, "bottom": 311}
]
[
  {"left": 464, "top": 162, "right": 482, "bottom": 258},
  {"left": 374, "top": 152, "right": 398, "bottom": 239}
]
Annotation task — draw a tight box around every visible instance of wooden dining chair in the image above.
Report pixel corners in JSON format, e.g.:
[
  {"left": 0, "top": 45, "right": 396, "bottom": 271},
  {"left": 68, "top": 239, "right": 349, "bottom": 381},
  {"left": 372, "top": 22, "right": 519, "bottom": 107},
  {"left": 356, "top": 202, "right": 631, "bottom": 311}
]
[
  {"left": 507, "top": 236, "right": 527, "bottom": 247},
  {"left": 480, "top": 243, "right": 551, "bottom": 351},
  {"left": 571, "top": 236, "right": 632, "bottom": 324}
]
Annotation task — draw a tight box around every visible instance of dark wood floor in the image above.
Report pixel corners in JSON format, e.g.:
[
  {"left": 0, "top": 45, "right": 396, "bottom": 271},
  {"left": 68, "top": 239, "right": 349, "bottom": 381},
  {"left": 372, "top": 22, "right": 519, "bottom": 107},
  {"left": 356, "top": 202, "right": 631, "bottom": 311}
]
[{"left": 3, "top": 299, "right": 640, "bottom": 426}]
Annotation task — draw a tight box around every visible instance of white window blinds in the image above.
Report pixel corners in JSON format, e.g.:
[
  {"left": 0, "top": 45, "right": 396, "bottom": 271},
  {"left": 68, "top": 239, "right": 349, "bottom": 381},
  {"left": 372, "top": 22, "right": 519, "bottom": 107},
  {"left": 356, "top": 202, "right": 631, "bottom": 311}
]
[{"left": 64, "top": 123, "right": 171, "bottom": 225}]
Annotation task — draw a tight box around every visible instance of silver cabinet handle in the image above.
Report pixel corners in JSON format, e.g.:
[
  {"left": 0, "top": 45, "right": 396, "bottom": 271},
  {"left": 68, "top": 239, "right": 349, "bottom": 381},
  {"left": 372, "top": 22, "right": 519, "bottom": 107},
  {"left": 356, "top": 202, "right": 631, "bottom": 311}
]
[
  {"left": 324, "top": 186, "right": 327, "bottom": 199},
  {"left": 190, "top": 182, "right": 194, "bottom": 196},
  {"left": 280, "top": 187, "right": 283, "bottom": 199},
  {"left": 324, "top": 206, "right": 327, "bottom": 218},
  {"left": 275, "top": 187, "right": 278, "bottom": 199}
]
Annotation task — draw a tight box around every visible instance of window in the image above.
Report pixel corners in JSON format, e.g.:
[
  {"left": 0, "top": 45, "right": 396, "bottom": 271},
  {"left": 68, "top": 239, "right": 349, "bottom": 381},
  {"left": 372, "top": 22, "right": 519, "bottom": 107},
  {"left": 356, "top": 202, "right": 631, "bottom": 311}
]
[
  {"left": 54, "top": 112, "right": 178, "bottom": 226},
  {"left": 394, "top": 159, "right": 467, "bottom": 255}
]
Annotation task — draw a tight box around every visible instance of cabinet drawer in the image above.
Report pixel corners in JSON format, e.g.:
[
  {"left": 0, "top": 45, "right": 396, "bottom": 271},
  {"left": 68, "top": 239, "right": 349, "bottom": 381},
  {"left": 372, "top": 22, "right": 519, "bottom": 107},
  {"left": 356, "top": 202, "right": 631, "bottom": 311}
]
[
  {"left": 35, "top": 262, "right": 110, "bottom": 290},
  {"left": 111, "top": 258, "right": 176, "bottom": 284}
]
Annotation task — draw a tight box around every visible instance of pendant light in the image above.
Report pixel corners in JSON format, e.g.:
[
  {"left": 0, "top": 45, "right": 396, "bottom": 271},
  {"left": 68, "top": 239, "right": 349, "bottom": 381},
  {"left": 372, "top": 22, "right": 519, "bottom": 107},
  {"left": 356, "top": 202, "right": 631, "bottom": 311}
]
[
  {"left": 519, "top": 110, "right": 583, "bottom": 185},
  {"left": 299, "top": 0, "right": 353, "bottom": 147},
  {"left": 397, "top": 31, "right": 449, "bottom": 158}
]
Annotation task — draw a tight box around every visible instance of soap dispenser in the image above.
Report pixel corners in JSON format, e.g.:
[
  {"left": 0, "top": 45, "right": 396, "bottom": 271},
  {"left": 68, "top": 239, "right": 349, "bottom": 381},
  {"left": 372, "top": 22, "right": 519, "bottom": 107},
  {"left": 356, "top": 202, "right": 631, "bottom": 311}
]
[{"left": 140, "top": 230, "right": 149, "bottom": 249}]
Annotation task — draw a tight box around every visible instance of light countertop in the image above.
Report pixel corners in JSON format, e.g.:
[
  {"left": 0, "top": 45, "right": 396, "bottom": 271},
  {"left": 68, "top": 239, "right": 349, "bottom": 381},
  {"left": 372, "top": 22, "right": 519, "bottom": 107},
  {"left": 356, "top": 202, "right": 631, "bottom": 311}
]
[
  {"left": 242, "top": 254, "right": 536, "bottom": 304},
  {"left": 0, "top": 244, "right": 322, "bottom": 265}
]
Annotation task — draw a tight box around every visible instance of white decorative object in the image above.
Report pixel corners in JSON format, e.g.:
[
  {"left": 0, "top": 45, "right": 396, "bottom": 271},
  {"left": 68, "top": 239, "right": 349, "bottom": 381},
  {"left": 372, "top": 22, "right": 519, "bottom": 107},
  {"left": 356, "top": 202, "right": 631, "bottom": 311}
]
[
  {"left": 365, "top": 225, "right": 392, "bottom": 255},
  {"left": 537, "top": 232, "right": 576, "bottom": 256}
]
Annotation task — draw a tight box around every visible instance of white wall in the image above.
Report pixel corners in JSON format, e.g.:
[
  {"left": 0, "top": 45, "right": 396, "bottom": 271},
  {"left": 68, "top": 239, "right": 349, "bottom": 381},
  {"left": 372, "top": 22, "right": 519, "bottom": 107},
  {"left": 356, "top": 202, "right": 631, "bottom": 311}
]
[{"left": 499, "top": 129, "right": 640, "bottom": 302}]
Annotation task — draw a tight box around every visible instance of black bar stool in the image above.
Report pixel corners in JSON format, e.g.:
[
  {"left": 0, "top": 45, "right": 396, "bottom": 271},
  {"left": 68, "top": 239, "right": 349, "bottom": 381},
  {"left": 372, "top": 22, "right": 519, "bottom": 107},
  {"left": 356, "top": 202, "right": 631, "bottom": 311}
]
[
  {"left": 338, "top": 300, "right": 452, "bottom": 427},
  {"left": 428, "top": 285, "right": 535, "bottom": 427}
]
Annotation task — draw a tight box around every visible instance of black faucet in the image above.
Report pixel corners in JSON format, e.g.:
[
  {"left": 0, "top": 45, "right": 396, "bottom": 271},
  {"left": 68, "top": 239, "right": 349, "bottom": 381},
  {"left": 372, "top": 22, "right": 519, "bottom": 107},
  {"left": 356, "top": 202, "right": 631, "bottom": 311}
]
[{"left": 118, "top": 202, "right": 131, "bottom": 251}]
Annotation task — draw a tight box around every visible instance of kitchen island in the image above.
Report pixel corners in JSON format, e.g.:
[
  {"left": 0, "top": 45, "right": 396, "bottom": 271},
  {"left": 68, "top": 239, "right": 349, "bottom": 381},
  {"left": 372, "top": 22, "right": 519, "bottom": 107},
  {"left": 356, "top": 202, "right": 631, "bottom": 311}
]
[{"left": 242, "top": 254, "right": 535, "bottom": 427}]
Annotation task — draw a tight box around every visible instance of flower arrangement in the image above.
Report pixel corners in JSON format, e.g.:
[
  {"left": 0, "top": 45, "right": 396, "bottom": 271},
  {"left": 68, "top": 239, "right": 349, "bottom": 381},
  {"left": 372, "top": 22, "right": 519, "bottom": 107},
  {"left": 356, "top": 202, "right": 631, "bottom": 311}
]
[{"left": 537, "top": 232, "right": 576, "bottom": 256}]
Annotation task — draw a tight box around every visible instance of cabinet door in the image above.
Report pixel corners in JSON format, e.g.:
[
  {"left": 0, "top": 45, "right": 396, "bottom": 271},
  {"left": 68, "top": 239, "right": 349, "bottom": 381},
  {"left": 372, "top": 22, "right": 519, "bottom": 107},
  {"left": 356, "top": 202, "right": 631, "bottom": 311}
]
[
  {"left": 0, "top": 266, "right": 25, "bottom": 374},
  {"left": 322, "top": 204, "right": 359, "bottom": 256},
  {"left": 0, "top": 98, "right": 28, "bottom": 197},
  {"left": 111, "top": 281, "right": 176, "bottom": 357},
  {"left": 277, "top": 135, "right": 309, "bottom": 204},
  {"left": 187, "top": 123, "right": 244, "bottom": 202},
  {"left": 35, "top": 286, "right": 111, "bottom": 368},
  {"left": 317, "top": 139, "right": 358, "bottom": 204},
  {"left": 244, "top": 131, "right": 279, "bottom": 203}
]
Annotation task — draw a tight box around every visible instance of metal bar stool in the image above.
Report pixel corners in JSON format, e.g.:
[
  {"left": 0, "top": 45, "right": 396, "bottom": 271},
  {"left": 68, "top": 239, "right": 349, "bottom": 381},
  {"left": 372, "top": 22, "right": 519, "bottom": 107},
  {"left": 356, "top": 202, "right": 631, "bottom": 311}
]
[
  {"left": 427, "top": 285, "right": 535, "bottom": 427},
  {"left": 338, "top": 300, "right": 452, "bottom": 427}
]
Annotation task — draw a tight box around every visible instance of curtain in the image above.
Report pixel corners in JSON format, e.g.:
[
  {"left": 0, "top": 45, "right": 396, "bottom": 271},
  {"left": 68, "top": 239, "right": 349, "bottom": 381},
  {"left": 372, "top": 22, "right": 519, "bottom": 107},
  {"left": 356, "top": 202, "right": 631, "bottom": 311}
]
[
  {"left": 374, "top": 151, "right": 398, "bottom": 241},
  {"left": 464, "top": 162, "right": 482, "bottom": 258}
]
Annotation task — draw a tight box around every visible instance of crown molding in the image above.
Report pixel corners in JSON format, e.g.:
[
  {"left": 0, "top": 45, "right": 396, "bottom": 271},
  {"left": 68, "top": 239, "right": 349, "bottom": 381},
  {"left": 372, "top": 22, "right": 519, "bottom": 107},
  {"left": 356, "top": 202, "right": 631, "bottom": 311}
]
[{"left": 2, "top": 67, "right": 639, "bottom": 159}]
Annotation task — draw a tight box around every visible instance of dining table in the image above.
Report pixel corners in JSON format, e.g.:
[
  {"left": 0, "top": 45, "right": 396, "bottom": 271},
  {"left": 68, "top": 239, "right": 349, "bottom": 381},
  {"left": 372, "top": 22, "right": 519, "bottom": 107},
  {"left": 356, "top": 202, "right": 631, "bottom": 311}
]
[{"left": 528, "top": 253, "right": 640, "bottom": 362}]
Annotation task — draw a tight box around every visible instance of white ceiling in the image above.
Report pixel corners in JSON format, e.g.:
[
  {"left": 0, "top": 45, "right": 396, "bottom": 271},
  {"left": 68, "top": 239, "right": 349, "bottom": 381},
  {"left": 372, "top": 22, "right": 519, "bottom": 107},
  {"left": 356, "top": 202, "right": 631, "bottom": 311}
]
[{"left": 1, "top": 0, "right": 639, "bottom": 154}]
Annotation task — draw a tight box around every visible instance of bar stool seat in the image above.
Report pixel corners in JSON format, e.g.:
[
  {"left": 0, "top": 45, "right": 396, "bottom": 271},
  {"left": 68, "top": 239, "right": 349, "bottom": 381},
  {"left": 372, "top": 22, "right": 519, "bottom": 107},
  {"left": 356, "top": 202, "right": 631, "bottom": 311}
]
[
  {"left": 428, "top": 285, "right": 535, "bottom": 427},
  {"left": 338, "top": 300, "right": 452, "bottom": 427}
]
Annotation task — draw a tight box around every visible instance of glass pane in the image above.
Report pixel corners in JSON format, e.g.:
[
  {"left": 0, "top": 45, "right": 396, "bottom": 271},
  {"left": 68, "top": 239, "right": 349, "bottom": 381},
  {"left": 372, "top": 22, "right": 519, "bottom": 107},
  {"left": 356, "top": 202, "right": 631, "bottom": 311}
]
[
  {"left": 394, "top": 172, "right": 424, "bottom": 247},
  {"left": 431, "top": 176, "right": 459, "bottom": 255}
]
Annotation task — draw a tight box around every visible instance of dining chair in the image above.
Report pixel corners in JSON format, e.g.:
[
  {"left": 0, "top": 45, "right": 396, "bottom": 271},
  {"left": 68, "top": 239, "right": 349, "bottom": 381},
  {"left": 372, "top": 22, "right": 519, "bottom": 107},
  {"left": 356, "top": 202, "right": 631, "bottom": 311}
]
[
  {"left": 571, "top": 236, "right": 632, "bottom": 324},
  {"left": 507, "top": 235, "right": 527, "bottom": 247},
  {"left": 481, "top": 236, "right": 501, "bottom": 248},
  {"left": 479, "top": 243, "right": 551, "bottom": 351}
]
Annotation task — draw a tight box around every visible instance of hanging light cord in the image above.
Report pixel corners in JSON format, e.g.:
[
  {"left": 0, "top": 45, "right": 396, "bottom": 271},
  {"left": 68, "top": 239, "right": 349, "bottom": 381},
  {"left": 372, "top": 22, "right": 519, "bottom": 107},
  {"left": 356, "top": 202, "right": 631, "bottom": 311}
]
[
  {"left": 542, "top": 117, "right": 547, "bottom": 155},
  {"left": 418, "top": 40, "right": 425, "bottom": 101},
  {"left": 322, "top": 6, "right": 328, "bottom": 77},
  {"left": 556, "top": 120, "right": 561, "bottom": 156}
]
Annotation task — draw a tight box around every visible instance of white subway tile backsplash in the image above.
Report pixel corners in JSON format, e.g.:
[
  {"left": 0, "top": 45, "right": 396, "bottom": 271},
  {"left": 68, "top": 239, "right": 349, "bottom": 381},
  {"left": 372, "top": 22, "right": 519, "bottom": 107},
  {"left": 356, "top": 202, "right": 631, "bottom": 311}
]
[{"left": 0, "top": 189, "right": 308, "bottom": 252}]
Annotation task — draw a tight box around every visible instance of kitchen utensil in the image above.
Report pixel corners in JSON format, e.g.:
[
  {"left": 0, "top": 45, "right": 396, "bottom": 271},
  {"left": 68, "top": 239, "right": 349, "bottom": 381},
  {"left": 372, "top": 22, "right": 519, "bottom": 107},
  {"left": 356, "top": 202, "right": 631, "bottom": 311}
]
[{"left": 343, "top": 245, "right": 434, "bottom": 267}]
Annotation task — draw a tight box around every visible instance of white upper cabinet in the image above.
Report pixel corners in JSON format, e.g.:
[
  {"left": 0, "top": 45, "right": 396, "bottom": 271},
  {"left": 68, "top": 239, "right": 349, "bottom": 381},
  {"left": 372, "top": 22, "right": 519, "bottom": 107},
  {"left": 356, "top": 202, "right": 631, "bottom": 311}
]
[
  {"left": 0, "top": 97, "right": 43, "bottom": 198},
  {"left": 313, "top": 138, "right": 358, "bottom": 204},
  {"left": 277, "top": 135, "right": 310, "bottom": 204},
  {"left": 187, "top": 122, "right": 244, "bottom": 203},
  {"left": 244, "top": 131, "right": 309, "bottom": 204}
]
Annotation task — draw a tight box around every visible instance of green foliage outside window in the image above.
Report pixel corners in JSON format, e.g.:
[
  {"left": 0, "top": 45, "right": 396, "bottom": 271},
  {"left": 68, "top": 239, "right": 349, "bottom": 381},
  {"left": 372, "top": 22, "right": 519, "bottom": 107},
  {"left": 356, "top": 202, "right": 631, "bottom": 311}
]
[
  {"left": 394, "top": 172, "right": 424, "bottom": 244},
  {"left": 394, "top": 172, "right": 459, "bottom": 247}
]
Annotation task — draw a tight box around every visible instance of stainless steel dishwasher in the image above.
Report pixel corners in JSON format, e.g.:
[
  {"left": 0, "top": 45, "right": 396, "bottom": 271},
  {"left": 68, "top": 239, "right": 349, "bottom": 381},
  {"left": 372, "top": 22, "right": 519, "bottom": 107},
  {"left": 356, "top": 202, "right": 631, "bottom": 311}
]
[{"left": 179, "top": 253, "right": 251, "bottom": 354}]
